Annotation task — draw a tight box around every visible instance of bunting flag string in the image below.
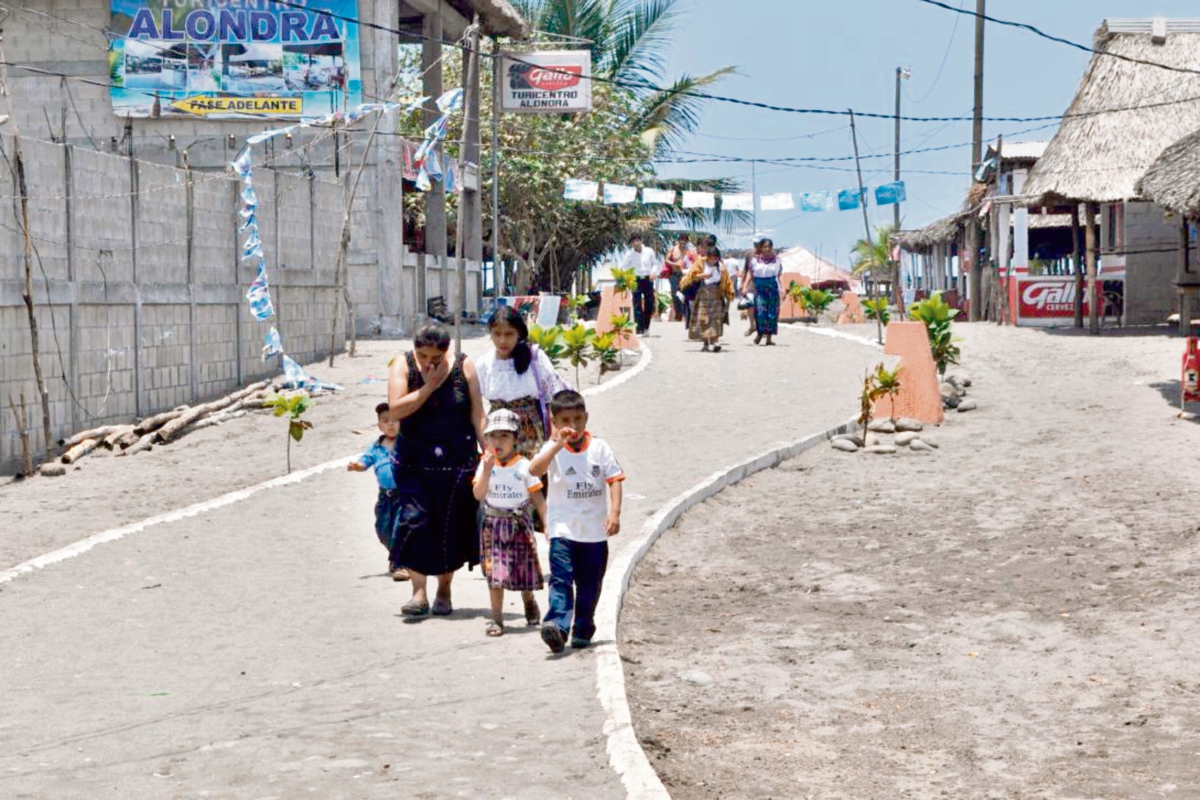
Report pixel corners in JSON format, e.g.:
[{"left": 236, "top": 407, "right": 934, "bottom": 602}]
[
  {"left": 227, "top": 100, "right": 424, "bottom": 393},
  {"left": 559, "top": 178, "right": 907, "bottom": 215}
]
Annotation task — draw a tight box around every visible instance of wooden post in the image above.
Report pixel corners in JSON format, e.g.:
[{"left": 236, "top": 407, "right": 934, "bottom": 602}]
[
  {"left": 1086, "top": 202, "right": 1099, "bottom": 334},
  {"left": 1179, "top": 218, "right": 1196, "bottom": 337},
  {"left": 848, "top": 109, "right": 883, "bottom": 345},
  {"left": 1072, "top": 204, "right": 1084, "bottom": 328}
]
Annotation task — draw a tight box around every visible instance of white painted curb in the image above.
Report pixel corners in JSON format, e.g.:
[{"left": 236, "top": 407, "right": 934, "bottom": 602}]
[
  {"left": 592, "top": 416, "right": 860, "bottom": 800},
  {"left": 0, "top": 457, "right": 348, "bottom": 585},
  {"left": 785, "top": 322, "right": 884, "bottom": 349},
  {"left": 1, "top": 344, "right": 654, "bottom": 586}
]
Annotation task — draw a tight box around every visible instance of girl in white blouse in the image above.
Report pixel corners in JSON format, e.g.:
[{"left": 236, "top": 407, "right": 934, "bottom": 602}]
[{"left": 474, "top": 306, "right": 571, "bottom": 460}]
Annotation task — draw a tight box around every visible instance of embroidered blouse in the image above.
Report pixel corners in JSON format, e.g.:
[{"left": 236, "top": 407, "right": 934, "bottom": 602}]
[{"left": 475, "top": 347, "right": 568, "bottom": 404}]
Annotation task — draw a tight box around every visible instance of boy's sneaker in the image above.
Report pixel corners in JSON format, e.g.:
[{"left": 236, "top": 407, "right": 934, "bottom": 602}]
[
  {"left": 540, "top": 623, "right": 566, "bottom": 654},
  {"left": 570, "top": 638, "right": 592, "bottom": 649}
]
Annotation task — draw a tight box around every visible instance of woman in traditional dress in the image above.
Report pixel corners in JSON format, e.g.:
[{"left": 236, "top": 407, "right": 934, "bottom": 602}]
[
  {"left": 744, "top": 237, "right": 784, "bottom": 346},
  {"left": 474, "top": 306, "right": 569, "bottom": 461},
  {"left": 387, "top": 323, "right": 486, "bottom": 617},
  {"left": 682, "top": 239, "right": 735, "bottom": 352}
]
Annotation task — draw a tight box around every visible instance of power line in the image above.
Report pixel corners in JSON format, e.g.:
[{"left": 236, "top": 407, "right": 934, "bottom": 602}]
[
  {"left": 906, "top": 0, "right": 965, "bottom": 104},
  {"left": 915, "top": 0, "right": 1200, "bottom": 77}
]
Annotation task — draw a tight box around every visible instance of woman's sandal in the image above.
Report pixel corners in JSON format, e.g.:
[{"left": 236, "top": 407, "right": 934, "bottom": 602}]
[
  {"left": 401, "top": 599, "right": 430, "bottom": 616},
  {"left": 431, "top": 597, "right": 453, "bottom": 616},
  {"left": 485, "top": 619, "right": 504, "bottom": 637},
  {"left": 524, "top": 598, "right": 541, "bottom": 627}
]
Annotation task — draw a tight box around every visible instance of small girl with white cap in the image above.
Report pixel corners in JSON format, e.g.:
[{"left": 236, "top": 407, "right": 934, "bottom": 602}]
[{"left": 473, "top": 408, "right": 548, "bottom": 637}]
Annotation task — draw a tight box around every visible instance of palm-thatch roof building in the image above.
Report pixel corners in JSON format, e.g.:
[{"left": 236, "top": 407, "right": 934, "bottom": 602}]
[
  {"left": 1136, "top": 127, "right": 1200, "bottom": 216},
  {"left": 1022, "top": 18, "right": 1200, "bottom": 326}
]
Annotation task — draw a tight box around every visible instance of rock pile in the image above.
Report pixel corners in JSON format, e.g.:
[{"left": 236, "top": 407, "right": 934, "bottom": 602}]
[{"left": 830, "top": 418, "right": 941, "bottom": 455}]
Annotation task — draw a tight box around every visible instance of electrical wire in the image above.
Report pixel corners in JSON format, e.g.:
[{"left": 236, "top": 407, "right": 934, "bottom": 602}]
[{"left": 906, "top": 0, "right": 965, "bottom": 104}]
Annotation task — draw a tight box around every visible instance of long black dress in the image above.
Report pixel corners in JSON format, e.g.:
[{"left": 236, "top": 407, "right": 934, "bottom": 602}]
[{"left": 389, "top": 351, "right": 480, "bottom": 575}]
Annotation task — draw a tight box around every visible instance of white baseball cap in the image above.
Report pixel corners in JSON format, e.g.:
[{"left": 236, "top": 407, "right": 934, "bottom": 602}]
[{"left": 484, "top": 408, "right": 520, "bottom": 434}]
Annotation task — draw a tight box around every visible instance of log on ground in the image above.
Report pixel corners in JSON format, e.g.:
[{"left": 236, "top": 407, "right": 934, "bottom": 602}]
[
  {"left": 61, "top": 438, "right": 99, "bottom": 464},
  {"left": 154, "top": 380, "right": 270, "bottom": 444}
]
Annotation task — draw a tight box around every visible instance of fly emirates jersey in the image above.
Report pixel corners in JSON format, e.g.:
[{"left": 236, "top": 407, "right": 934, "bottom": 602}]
[
  {"left": 474, "top": 455, "right": 542, "bottom": 510},
  {"left": 539, "top": 433, "right": 624, "bottom": 543}
]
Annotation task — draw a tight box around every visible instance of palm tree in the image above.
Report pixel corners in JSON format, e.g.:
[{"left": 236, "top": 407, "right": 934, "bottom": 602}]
[
  {"left": 851, "top": 223, "right": 900, "bottom": 307},
  {"left": 513, "top": 0, "right": 750, "bottom": 237}
]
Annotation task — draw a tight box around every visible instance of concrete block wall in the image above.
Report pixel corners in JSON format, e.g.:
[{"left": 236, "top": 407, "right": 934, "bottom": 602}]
[
  {"left": 1124, "top": 201, "right": 1178, "bottom": 325},
  {"left": 0, "top": 135, "right": 347, "bottom": 474}
]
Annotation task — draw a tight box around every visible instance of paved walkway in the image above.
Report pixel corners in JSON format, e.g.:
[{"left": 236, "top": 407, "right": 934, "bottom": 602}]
[{"left": 0, "top": 322, "right": 881, "bottom": 798}]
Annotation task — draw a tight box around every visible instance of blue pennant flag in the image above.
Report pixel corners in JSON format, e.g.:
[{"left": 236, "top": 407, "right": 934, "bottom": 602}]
[
  {"left": 838, "top": 188, "right": 866, "bottom": 211},
  {"left": 262, "top": 327, "right": 283, "bottom": 360},
  {"left": 874, "top": 181, "right": 907, "bottom": 206},
  {"left": 416, "top": 166, "right": 432, "bottom": 192},
  {"left": 246, "top": 285, "right": 275, "bottom": 321},
  {"left": 800, "top": 191, "right": 833, "bottom": 212},
  {"left": 239, "top": 213, "right": 257, "bottom": 233},
  {"left": 230, "top": 149, "right": 253, "bottom": 178},
  {"left": 436, "top": 88, "right": 464, "bottom": 114},
  {"left": 240, "top": 186, "right": 258, "bottom": 207}
]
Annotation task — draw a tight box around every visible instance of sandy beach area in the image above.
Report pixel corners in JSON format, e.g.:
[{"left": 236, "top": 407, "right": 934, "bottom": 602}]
[{"left": 621, "top": 321, "right": 1200, "bottom": 799}]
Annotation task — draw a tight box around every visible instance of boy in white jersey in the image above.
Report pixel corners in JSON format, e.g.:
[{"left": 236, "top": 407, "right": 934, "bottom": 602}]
[{"left": 529, "top": 390, "right": 624, "bottom": 652}]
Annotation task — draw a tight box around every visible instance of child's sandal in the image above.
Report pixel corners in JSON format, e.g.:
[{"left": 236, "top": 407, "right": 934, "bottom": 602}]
[{"left": 485, "top": 619, "right": 504, "bottom": 637}]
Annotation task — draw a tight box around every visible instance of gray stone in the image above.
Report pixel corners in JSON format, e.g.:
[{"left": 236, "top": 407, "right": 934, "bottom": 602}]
[
  {"left": 679, "top": 670, "right": 713, "bottom": 686},
  {"left": 864, "top": 445, "right": 897, "bottom": 455},
  {"left": 835, "top": 433, "right": 864, "bottom": 447},
  {"left": 909, "top": 439, "right": 933, "bottom": 452},
  {"left": 939, "top": 382, "right": 957, "bottom": 398},
  {"left": 956, "top": 399, "right": 978, "bottom": 412},
  {"left": 943, "top": 395, "right": 960, "bottom": 410},
  {"left": 894, "top": 431, "right": 919, "bottom": 446},
  {"left": 895, "top": 418, "right": 924, "bottom": 432},
  {"left": 39, "top": 462, "right": 67, "bottom": 477},
  {"left": 922, "top": 434, "right": 939, "bottom": 449},
  {"left": 832, "top": 438, "right": 859, "bottom": 453},
  {"left": 867, "top": 419, "right": 895, "bottom": 433},
  {"left": 864, "top": 432, "right": 880, "bottom": 448}
]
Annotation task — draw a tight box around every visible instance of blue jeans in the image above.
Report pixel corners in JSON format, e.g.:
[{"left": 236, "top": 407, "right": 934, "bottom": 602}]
[{"left": 544, "top": 538, "right": 608, "bottom": 642}]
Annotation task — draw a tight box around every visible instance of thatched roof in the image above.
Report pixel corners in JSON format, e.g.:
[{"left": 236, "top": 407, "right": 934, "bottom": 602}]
[
  {"left": 895, "top": 214, "right": 963, "bottom": 251},
  {"left": 1023, "top": 19, "right": 1200, "bottom": 205},
  {"left": 1135, "top": 126, "right": 1200, "bottom": 215}
]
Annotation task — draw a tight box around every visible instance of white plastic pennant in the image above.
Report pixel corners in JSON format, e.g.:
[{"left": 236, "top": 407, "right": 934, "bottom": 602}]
[
  {"left": 681, "top": 191, "right": 716, "bottom": 209},
  {"left": 563, "top": 179, "right": 599, "bottom": 201},
  {"left": 641, "top": 188, "right": 676, "bottom": 205},
  {"left": 721, "top": 193, "right": 754, "bottom": 211},
  {"left": 603, "top": 184, "right": 638, "bottom": 204},
  {"left": 760, "top": 192, "right": 795, "bottom": 211},
  {"left": 436, "top": 88, "right": 464, "bottom": 114},
  {"left": 262, "top": 327, "right": 283, "bottom": 360}
]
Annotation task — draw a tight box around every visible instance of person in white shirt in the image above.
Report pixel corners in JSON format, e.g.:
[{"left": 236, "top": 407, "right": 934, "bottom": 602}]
[
  {"left": 473, "top": 408, "right": 548, "bottom": 638},
  {"left": 620, "top": 233, "right": 658, "bottom": 336},
  {"left": 741, "top": 237, "right": 785, "bottom": 346},
  {"left": 528, "top": 390, "right": 624, "bottom": 652}
]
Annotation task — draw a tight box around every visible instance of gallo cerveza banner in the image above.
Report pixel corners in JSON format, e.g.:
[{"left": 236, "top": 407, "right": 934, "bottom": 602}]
[
  {"left": 109, "top": 0, "right": 363, "bottom": 120},
  {"left": 498, "top": 51, "right": 592, "bottom": 114}
]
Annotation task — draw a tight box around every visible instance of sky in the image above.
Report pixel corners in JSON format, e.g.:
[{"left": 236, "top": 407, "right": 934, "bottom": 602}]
[{"left": 655, "top": 0, "right": 1200, "bottom": 266}]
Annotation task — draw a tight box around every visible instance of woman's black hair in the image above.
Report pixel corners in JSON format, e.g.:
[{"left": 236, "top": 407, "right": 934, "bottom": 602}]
[
  {"left": 708, "top": 247, "right": 722, "bottom": 260},
  {"left": 488, "top": 305, "right": 533, "bottom": 375},
  {"left": 759, "top": 237, "right": 774, "bottom": 249},
  {"left": 414, "top": 322, "right": 450, "bottom": 351}
]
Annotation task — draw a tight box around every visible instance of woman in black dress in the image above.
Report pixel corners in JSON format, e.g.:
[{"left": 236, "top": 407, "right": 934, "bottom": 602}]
[{"left": 387, "top": 323, "right": 486, "bottom": 616}]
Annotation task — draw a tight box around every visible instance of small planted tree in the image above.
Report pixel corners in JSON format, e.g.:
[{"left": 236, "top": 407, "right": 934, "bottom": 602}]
[
  {"left": 872, "top": 363, "right": 902, "bottom": 422},
  {"left": 802, "top": 287, "right": 835, "bottom": 320},
  {"left": 528, "top": 324, "right": 566, "bottom": 367},
  {"left": 908, "top": 291, "right": 961, "bottom": 376},
  {"left": 787, "top": 281, "right": 808, "bottom": 315},
  {"left": 592, "top": 332, "right": 620, "bottom": 378},
  {"left": 562, "top": 323, "right": 594, "bottom": 387},
  {"left": 656, "top": 290, "right": 672, "bottom": 319},
  {"left": 609, "top": 312, "right": 635, "bottom": 366},
  {"left": 610, "top": 266, "right": 637, "bottom": 299},
  {"left": 565, "top": 293, "right": 590, "bottom": 324},
  {"left": 267, "top": 391, "right": 314, "bottom": 474},
  {"left": 863, "top": 298, "right": 891, "bottom": 326}
]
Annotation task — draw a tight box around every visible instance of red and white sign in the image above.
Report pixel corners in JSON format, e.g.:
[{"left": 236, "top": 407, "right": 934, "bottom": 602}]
[
  {"left": 1016, "top": 277, "right": 1093, "bottom": 326},
  {"left": 499, "top": 51, "right": 592, "bottom": 114}
]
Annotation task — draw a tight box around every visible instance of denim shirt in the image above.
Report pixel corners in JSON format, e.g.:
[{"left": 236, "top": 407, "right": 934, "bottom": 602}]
[{"left": 357, "top": 438, "right": 398, "bottom": 491}]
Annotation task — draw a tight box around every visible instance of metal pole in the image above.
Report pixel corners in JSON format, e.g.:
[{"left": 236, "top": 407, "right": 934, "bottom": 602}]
[
  {"left": 968, "top": 0, "right": 986, "bottom": 321},
  {"left": 849, "top": 110, "right": 883, "bottom": 344},
  {"left": 491, "top": 38, "right": 502, "bottom": 298},
  {"left": 751, "top": 159, "right": 757, "bottom": 237}
]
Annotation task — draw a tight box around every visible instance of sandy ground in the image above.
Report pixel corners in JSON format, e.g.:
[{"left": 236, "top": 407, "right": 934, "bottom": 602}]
[
  {"left": 621, "top": 322, "right": 1200, "bottom": 799},
  {"left": 0, "top": 331, "right": 633, "bottom": 570}
]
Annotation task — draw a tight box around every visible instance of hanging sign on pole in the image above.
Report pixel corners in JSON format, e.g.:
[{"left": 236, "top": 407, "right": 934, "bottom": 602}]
[{"left": 498, "top": 51, "right": 591, "bottom": 113}]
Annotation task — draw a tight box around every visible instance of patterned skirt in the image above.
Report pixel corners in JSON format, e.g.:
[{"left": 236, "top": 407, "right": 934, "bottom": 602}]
[
  {"left": 488, "top": 395, "right": 546, "bottom": 460},
  {"left": 689, "top": 283, "right": 726, "bottom": 341},
  {"left": 753, "top": 277, "right": 780, "bottom": 335},
  {"left": 389, "top": 459, "right": 481, "bottom": 576},
  {"left": 480, "top": 504, "right": 544, "bottom": 591}
]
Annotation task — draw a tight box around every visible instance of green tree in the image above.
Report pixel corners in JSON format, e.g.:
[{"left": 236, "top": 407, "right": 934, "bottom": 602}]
[
  {"left": 851, "top": 223, "right": 900, "bottom": 308},
  {"left": 266, "top": 392, "right": 314, "bottom": 475}
]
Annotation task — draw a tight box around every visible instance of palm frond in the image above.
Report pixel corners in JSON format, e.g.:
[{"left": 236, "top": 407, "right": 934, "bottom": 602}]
[
  {"left": 536, "top": 0, "right": 610, "bottom": 55},
  {"left": 603, "top": 0, "right": 683, "bottom": 84},
  {"left": 635, "top": 67, "right": 737, "bottom": 157}
]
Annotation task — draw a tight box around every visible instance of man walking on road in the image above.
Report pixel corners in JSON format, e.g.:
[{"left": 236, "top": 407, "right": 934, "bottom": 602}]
[{"left": 621, "top": 233, "right": 658, "bottom": 336}]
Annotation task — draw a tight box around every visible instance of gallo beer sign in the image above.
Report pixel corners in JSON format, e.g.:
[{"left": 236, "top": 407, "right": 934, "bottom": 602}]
[
  {"left": 499, "top": 51, "right": 592, "bottom": 113},
  {"left": 1016, "top": 276, "right": 1093, "bottom": 326}
]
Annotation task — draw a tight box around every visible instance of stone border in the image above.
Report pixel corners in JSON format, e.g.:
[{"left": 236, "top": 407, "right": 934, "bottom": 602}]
[
  {"left": 592, "top": 416, "right": 859, "bottom": 799},
  {"left": 1, "top": 343, "right": 655, "bottom": 587}
]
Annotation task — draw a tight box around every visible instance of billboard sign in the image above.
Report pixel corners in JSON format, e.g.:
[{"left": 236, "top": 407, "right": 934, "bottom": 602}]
[
  {"left": 499, "top": 51, "right": 591, "bottom": 113},
  {"left": 1016, "top": 276, "right": 1095, "bottom": 326},
  {"left": 109, "top": 0, "right": 363, "bottom": 120}
]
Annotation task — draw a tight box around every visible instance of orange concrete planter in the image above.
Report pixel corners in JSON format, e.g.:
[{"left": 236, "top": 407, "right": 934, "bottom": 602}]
[{"left": 872, "top": 321, "right": 944, "bottom": 425}]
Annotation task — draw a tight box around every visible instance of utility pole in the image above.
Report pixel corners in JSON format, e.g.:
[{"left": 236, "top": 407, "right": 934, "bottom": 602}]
[
  {"left": 967, "top": 0, "right": 986, "bottom": 321},
  {"left": 849, "top": 110, "right": 883, "bottom": 345},
  {"left": 491, "top": 37, "right": 503, "bottom": 299},
  {"left": 893, "top": 66, "right": 909, "bottom": 309},
  {"left": 751, "top": 158, "right": 758, "bottom": 238}
]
